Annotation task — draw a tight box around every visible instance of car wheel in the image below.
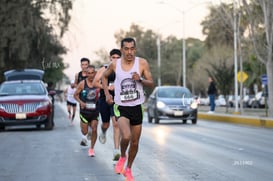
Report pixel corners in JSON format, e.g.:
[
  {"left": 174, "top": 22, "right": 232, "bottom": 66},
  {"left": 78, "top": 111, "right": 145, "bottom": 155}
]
[
  {"left": 154, "top": 110, "right": 159, "bottom": 124},
  {"left": 191, "top": 119, "right": 197, "bottom": 124},
  {"left": 251, "top": 101, "right": 259, "bottom": 108},
  {"left": 191, "top": 111, "right": 198, "bottom": 124},
  {"left": 0, "top": 125, "right": 5, "bottom": 131},
  {"left": 155, "top": 116, "right": 160, "bottom": 124},
  {"left": 45, "top": 118, "right": 54, "bottom": 130},
  {"left": 154, "top": 111, "right": 160, "bottom": 124},
  {"left": 229, "top": 102, "right": 234, "bottom": 107},
  {"left": 147, "top": 111, "right": 153, "bottom": 123},
  {"left": 182, "top": 120, "right": 187, "bottom": 124}
]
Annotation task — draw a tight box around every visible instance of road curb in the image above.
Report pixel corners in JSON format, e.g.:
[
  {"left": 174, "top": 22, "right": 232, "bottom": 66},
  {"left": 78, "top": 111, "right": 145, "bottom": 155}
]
[{"left": 198, "top": 113, "right": 273, "bottom": 128}]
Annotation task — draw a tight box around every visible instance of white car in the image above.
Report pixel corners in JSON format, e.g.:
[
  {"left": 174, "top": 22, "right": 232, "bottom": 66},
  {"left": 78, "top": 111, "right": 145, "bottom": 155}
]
[
  {"left": 215, "top": 95, "right": 227, "bottom": 107},
  {"left": 199, "top": 97, "right": 209, "bottom": 105},
  {"left": 248, "top": 91, "right": 266, "bottom": 108}
]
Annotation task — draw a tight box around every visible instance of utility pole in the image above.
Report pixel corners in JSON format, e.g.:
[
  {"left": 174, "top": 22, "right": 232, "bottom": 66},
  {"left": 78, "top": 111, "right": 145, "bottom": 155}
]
[
  {"left": 233, "top": 0, "right": 239, "bottom": 113},
  {"left": 157, "top": 36, "right": 161, "bottom": 86}
]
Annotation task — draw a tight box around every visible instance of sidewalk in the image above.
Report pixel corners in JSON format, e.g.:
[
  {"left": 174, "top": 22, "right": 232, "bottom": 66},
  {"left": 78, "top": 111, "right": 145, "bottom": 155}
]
[{"left": 198, "top": 105, "right": 273, "bottom": 128}]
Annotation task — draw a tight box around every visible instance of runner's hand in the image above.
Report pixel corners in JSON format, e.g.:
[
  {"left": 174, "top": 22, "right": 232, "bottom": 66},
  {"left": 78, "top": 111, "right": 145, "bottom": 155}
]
[{"left": 106, "top": 95, "right": 114, "bottom": 105}]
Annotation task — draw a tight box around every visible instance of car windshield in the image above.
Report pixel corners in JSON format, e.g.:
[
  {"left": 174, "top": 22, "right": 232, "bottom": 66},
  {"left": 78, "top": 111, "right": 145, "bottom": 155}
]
[
  {"left": 157, "top": 87, "right": 192, "bottom": 98},
  {"left": 0, "top": 81, "right": 46, "bottom": 96}
]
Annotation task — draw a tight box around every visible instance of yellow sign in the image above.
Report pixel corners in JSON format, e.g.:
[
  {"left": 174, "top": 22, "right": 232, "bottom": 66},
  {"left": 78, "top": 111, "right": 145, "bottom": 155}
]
[{"left": 237, "top": 71, "right": 248, "bottom": 83}]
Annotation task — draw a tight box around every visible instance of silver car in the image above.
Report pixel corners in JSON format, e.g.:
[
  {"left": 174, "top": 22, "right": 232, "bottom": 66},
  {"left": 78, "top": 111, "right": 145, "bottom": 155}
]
[{"left": 147, "top": 86, "right": 198, "bottom": 124}]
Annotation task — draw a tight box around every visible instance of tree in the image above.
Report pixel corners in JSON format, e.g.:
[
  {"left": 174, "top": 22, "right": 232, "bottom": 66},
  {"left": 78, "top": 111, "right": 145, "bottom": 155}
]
[
  {"left": 31, "top": 0, "right": 72, "bottom": 37},
  {"left": 242, "top": 0, "right": 273, "bottom": 116},
  {"left": 0, "top": 0, "right": 73, "bottom": 83},
  {"left": 194, "top": 46, "right": 234, "bottom": 99},
  {"left": 185, "top": 38, "right": 205, "bottom": 94},
  {"left": 93, "top": 48, "right": 110, "bottom": 67},
  {"left": 199, "top": 3, "right": 237, "bottom": 99},
  {"left": 160, "top": 36, "right": 182, "bottom": 86},
  {"left": 201, "top": 3, "right": 235, "bottom": 49},
  {"left": 200, "top": 1, "right": 269, "bottom": 113}
]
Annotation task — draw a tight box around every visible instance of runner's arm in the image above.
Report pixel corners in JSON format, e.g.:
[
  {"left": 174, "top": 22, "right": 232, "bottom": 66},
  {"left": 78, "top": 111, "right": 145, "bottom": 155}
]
[
  {"left": 74, "top": 81, "right": 85, "bottom": 108},
  {"left": 93, "top": 67, "right": 104, "bottom": 89},
  {"left": 140, "top": 58, "right": 154, "bottom": 88},
  {"left": 101, "top": 62, "right": 115, "bottom": 104}
]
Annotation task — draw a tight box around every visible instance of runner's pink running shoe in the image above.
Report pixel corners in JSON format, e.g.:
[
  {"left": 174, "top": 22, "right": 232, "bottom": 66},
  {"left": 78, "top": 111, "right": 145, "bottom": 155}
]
[
  {"left": 115, "top": 156, "right": 126, "bottom": 174},
  {"left": 88, "top": 148, "right": 95, "bottom": 157},
  {"left": 123, "top": 167, "right": 134, "bottom": 181}
]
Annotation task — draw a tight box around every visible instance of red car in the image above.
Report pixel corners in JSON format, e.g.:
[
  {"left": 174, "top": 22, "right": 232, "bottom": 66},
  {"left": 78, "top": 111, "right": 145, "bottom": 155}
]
[{"left": 0, "top": 69, "right": 54, "bottom": 131}]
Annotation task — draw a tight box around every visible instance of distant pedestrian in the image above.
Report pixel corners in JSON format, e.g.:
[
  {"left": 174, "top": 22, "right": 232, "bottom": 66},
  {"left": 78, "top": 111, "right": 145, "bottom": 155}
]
[
  {"left": 207, "top": 76, "right": 217, "bottom": 113},
  {"left": 64, "top": 79, "right": 77, "bottom": 125}
]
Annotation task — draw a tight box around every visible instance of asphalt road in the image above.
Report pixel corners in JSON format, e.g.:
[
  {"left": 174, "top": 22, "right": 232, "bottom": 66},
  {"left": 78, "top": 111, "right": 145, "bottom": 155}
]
[{"left": 0, "top": 102, "right": 273, "bottom": 181}]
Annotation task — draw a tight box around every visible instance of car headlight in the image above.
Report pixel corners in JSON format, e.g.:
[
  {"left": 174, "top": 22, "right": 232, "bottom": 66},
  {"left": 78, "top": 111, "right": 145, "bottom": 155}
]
[
  {"left": 156, "top": 101, "right": 166, "bottom": 109},
  {"left": 189, "top": 97, "right": 200, "bottom": 109},
  {"left": 190, "top": 102, "right": 198, "bottom": 109},
  {"left": 39, "top": 101, "right": 50, "bottom": 107}
]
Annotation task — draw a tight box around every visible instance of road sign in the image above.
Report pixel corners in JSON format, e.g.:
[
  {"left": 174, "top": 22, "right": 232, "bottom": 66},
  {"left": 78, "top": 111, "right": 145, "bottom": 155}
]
[
  {"left": 237, "top": 71, "right": 248, "bottom": 83},
  {"left": 261, "top": 74, "right": 268, "bottom": 85}
]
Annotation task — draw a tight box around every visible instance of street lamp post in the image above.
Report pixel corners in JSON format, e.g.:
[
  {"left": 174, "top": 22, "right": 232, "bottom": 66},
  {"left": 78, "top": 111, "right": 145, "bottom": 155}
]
[
  {"left": 157, "top": 1, "right": 210, "bottom": 87},
  {"left": 157, "top": 36, "right": 161, "bottom": 86},
  {"left": 233, "top": 0, "right": 239, "bottom": 113},
  {"left": 182, "top": 11, "right": 186, "bottom": 87},
  {"left": 158, "top": 1, "right": 186, "bottom": 87}
]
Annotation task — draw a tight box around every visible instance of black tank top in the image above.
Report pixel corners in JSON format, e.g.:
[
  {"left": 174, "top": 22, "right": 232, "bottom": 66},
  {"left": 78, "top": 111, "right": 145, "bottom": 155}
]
[
  {"left": 79, "top": 80, "right": 99, "bottom": 114},
  {"left": 99, "top": 65, "right": 115, "bottom": 99},
  {"left": 77, "top": 71, "right": 87, "bottom": 84}
]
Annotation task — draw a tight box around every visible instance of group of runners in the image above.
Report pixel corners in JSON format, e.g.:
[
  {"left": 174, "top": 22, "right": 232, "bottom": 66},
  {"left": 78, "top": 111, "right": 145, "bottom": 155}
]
[{"left": 63, "top": 37, "right": 154, "bottom": 181}]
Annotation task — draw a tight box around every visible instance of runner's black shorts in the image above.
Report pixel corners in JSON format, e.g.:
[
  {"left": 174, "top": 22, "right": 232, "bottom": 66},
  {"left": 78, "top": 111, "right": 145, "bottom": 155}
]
[
  {"left": 79, "top": 112, "right": 99, "bottom": 124},
  {"left": 67, "top": 100, "right": 77, "bottom": 107},
  {"left": 99, "top": 98, "right": 114, "bottom": 123},
  {"left": 114, "top": 104, "right": 144, "bottom": 126}
]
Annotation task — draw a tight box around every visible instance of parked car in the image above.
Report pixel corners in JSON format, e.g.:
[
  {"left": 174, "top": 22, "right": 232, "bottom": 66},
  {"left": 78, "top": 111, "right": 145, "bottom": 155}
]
[
  {"left": 198, "top": 97, "right": 209, "bottom": 106},
  {"left": 215, "top": 95, "right": 227, "bottom": 107},
  {"left": 228, "top": 95, "right": 251, "bottom": 108},
  {"left": 147, "top": 86, "right": 198, "bottom": 124},
  {"left": 199, "top": 95, "right": 226, "bottom": 107},
  {"left": 4, "top": 68, "right": 44, "bottom": 81},
  {"left": 247, "top": 91, "right": 267, "bottom": 108},
  {"left": 0, "top": 69, "right": 54, "bottom": 131}
]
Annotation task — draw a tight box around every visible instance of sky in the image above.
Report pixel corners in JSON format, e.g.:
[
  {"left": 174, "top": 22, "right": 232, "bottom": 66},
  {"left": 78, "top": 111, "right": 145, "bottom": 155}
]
[{"left": 61, "top": 0, "right": 227, "bottom": 80}]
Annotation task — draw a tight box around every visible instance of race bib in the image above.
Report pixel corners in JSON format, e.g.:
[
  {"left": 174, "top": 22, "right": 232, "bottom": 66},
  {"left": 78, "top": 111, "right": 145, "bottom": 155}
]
[
  {"left": 120, "top": 91, "right": 139, "bottom": 102},
  {"left": 86, "top": 102, "right": 96, "bottom": 109},
  {"left": 68, "top": 94, "right": 74, "bottom": 98}
]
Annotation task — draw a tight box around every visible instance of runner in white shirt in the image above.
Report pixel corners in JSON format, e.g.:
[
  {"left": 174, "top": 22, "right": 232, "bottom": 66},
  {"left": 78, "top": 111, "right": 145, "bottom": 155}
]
[{"left": 64, "top": 80, "right": 77, "bottom": 125}]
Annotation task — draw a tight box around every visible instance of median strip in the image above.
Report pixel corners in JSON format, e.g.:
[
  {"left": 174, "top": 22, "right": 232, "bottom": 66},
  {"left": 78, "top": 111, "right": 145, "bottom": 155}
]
[{"left": 198, "top": 112, "right": 273, "bottom": 128}]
